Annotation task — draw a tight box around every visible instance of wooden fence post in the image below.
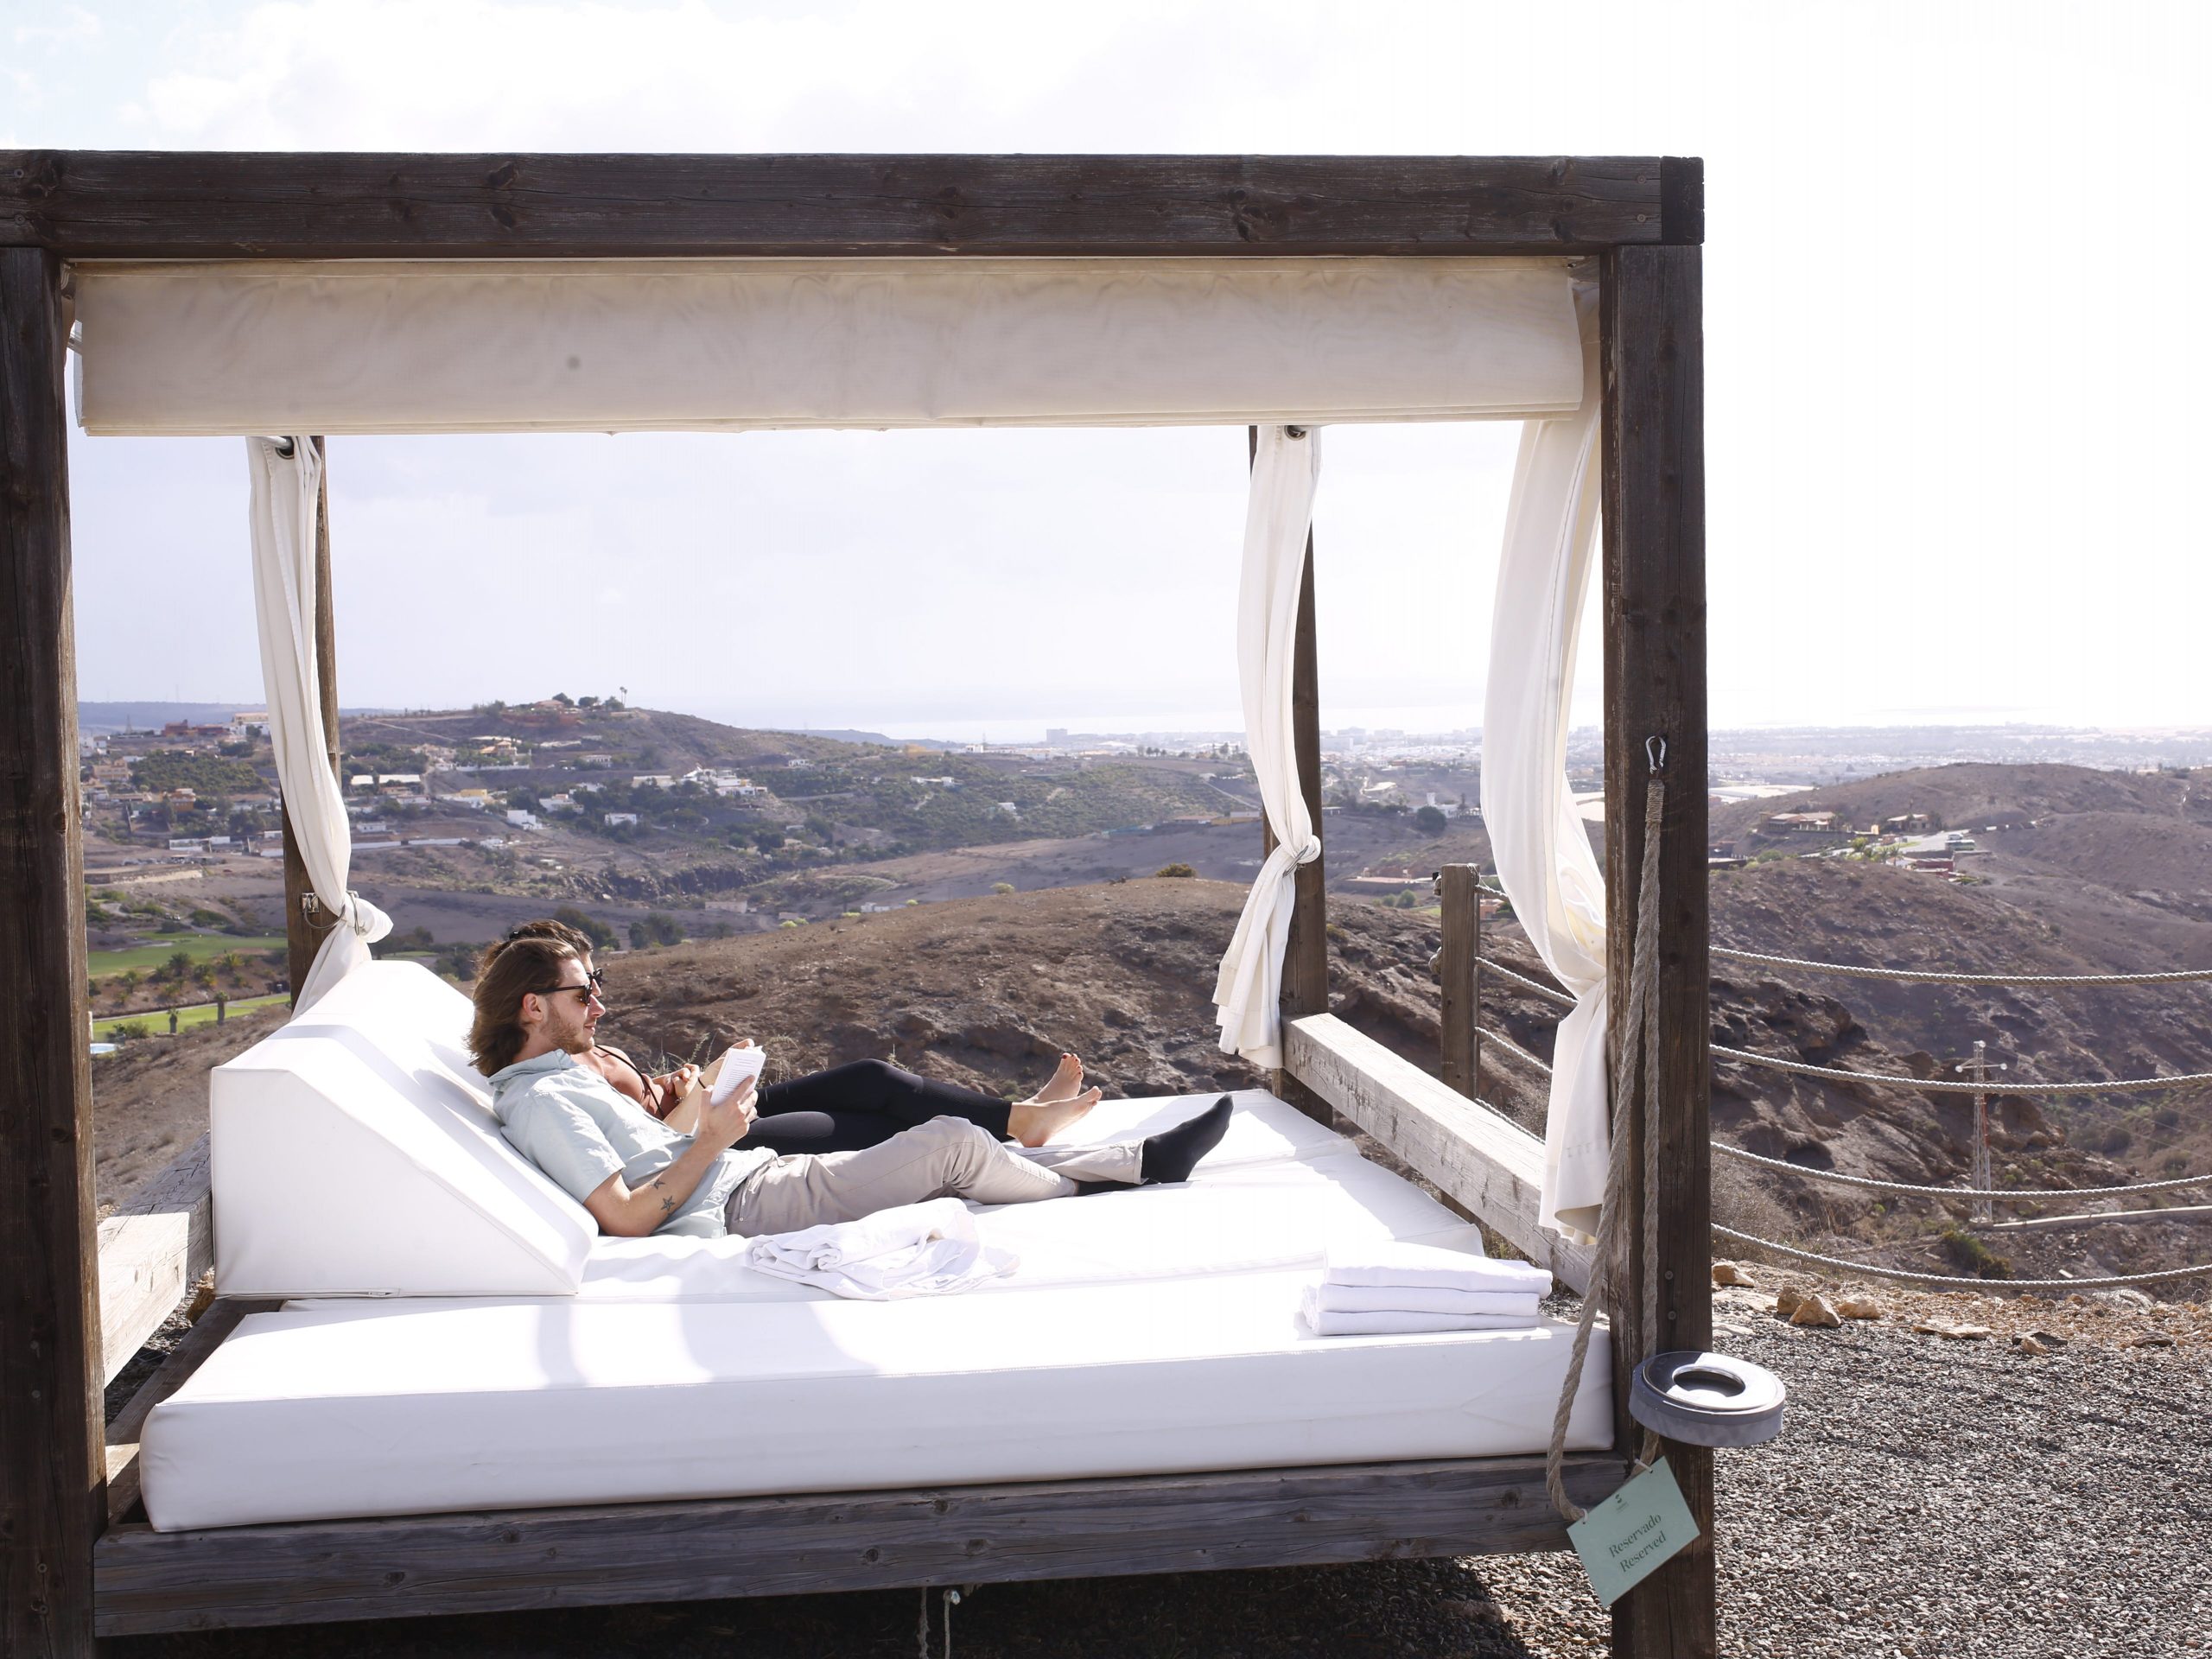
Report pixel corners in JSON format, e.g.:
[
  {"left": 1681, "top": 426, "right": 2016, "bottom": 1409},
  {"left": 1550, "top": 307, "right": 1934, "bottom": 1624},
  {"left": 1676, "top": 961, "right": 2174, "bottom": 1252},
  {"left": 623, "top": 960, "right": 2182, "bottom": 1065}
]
[
  {"left": 1601, "top": 241, "right": 1715, "bottom": 1658},
  {"left": 1, "top": 245, "right": 102, "bottom": 1657},
  {"left": 279, "top": 437, "right": 340, "bottom": 1003},
  {"left": 1437, "top": 864, "right": 1482, "bottom": 1099}
]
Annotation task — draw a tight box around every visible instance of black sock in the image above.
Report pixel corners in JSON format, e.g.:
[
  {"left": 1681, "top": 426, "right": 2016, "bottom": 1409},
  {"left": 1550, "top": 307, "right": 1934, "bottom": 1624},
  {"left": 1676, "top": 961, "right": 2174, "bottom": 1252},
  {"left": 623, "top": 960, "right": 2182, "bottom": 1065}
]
[{"left": 1137, "top": 1096, "right": 1231, "bottom": 1185}]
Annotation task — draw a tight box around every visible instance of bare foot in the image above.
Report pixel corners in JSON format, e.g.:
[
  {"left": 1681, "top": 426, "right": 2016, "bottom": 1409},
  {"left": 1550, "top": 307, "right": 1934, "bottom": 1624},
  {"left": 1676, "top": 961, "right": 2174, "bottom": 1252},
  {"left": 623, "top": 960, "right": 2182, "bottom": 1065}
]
[
  {"left": 1032, "top": 1052, "right": 1085, "bottom": 1104},
  {"left": 1009, "top": 1086, "right": 1100, "bottom": 1148}
]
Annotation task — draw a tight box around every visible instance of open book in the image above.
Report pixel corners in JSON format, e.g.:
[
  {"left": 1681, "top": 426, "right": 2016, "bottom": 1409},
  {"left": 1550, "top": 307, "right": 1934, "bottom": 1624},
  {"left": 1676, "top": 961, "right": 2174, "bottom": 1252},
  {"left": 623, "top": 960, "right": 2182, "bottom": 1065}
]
[{"left": 678, "top": 1042, "right": 766, "bottom": 1114}]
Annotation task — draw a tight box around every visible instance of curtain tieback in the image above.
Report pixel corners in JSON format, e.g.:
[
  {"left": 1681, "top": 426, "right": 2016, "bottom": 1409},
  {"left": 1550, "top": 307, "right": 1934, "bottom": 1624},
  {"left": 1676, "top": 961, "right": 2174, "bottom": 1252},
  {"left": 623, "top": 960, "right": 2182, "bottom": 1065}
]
[{"left": 1294, "top": 835, "right": 1321, "bottom": 866}]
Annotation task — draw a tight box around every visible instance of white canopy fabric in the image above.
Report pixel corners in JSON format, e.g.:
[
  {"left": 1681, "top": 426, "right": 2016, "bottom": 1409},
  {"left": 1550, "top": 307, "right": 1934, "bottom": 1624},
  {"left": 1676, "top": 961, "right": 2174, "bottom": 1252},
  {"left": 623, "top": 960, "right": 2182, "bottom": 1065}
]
[
  {"left": 1212, "top": 426, "right": 1323, "bottom": 1070},
  {"left": 74, "top": 257, "right": 1583, "bottom": 436},
  {"left": 245, "top": 437, "right": 391, "bottom": 1008},
  {"left": 1479, "top": 276, "right": 1610, "bottom": 1244}
]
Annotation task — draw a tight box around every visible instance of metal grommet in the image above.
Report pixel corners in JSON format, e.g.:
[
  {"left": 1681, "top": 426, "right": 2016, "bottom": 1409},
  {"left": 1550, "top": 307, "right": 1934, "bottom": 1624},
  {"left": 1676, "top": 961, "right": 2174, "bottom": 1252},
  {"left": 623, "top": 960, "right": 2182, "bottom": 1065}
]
[{"left": 1629, "top": 1350, "right": 1785, "bottom": 1447}]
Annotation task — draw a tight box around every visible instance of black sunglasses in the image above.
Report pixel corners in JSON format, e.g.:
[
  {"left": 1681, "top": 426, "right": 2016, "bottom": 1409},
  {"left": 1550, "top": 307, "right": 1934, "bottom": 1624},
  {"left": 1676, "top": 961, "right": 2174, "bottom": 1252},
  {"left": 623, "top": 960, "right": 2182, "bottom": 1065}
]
[{"left": 529, "top": 975, "right": 601, "bottom": 1006}]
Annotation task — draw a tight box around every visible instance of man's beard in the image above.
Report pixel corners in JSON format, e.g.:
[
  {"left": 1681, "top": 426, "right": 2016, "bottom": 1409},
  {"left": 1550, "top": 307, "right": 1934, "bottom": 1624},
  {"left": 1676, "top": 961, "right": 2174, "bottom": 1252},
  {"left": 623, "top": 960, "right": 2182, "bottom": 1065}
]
[{"left": 548, "top": 1010, "right": 597, "bottom": 1055}]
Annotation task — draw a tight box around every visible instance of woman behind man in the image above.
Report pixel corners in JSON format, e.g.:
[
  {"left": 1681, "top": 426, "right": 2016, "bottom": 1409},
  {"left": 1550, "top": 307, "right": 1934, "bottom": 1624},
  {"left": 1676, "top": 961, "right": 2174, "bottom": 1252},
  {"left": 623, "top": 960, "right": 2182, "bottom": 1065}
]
[
  {"left": 467, "top": 931, "right": 1231, "bottom": 1240},
  {"left": 490, "top": 919, "right": 1098, "bottom": 1154}
]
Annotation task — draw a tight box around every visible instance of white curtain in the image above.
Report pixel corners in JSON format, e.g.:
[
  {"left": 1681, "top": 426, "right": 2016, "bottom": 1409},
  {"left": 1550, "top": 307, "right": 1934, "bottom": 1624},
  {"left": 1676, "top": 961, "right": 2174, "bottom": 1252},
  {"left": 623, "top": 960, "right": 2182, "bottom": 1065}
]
[
  {"left": 77, "top": 257, "right": 1583, "bottom": 435},
  {"left": 1212, "top": 426, "right": 1325, "bottom": 1069},
  {"left": 1480, "top": 277, "right": 1611, "bottom": 1244},
  {"left": 246, "top": 437, "right": 391, "bottom": 1008}
]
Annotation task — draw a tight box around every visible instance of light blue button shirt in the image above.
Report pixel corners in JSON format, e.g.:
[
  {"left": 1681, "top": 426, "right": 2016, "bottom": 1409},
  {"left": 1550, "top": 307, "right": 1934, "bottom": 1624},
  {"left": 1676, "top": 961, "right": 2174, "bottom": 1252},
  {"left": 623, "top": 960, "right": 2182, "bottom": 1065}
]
[{"left": 489, "top": 1049, "right": 770, "bottom": 1238}]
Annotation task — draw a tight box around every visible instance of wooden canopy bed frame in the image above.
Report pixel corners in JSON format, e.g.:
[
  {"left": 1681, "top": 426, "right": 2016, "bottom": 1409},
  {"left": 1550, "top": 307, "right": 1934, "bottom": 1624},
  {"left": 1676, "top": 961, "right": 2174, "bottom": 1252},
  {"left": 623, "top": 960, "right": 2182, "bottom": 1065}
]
[{"left": 0, "top": 151, "right": 1711, "bottom": 1656}]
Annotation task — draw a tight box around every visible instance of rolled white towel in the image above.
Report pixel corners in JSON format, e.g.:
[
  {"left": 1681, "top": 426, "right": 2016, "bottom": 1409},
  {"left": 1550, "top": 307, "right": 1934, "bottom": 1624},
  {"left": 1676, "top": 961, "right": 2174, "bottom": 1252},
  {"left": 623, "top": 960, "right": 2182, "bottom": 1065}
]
[
  {"left": 1310, "top": 1281, "right": 1543, "bottom": 1319},
  {"left": 745, "top": 1198, "right": 1016, "bottom": 1300},
  {"left": 1300, "top": 1285, "right": 1541, "bottom": 1337},
  {"left": 1324, "top": 1241, "right": 1552, "bottom": 1297}
]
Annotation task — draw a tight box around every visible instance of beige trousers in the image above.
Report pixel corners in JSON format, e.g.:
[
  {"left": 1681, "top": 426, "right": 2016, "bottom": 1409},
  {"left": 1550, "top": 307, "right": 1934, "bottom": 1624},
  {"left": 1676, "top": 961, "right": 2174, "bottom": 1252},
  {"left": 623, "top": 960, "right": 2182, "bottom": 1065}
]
[{"left": 723, "top": 1115, "right": 1143, "bottom": 1237}]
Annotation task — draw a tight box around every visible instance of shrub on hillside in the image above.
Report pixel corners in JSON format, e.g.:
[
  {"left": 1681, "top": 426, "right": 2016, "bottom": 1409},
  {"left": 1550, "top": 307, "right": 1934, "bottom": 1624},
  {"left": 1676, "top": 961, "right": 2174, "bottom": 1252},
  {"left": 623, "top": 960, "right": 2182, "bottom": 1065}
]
[
  {"left": 1939, "top": 1226, "right": 2012, "bottom": 1279},
  {"left": 552, "top": 904, "right": 617, "bottom": 950},
  {"left": 1154, "top": 863, "right": 1196, "bottom": 879}
]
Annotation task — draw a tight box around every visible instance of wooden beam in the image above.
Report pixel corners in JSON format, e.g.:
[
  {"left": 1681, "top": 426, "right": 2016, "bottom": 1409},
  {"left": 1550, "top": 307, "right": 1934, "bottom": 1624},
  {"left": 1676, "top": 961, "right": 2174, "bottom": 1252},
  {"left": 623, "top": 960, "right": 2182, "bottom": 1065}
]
[
  {"left": 2, "top": 153, "right": 1681, "bottom": 260},
  {"left": 94, "top": 1450, "right": 1629, "bottom": 1636},
  {"left": 1437, "top": 864, "right": 1481, "bottom": 1097},
  {"left": 1284, "top": 1013, "right": 1592, "bottom": 1293},
  {"left": 278, "top": 438, "right": 339, "bottom": 1003},
  {"left": 103, "top": 1298, "right": 276, "bottom": 1530},
  {"left": 1600, "top": 244, "right": 1713, "bottom": 1659},
  {"left": 95, "top": 1135, "right": 213, "bottom": 1386},
  {"left": 0, "top": 244, "right": 100, "bottom": 1657}
]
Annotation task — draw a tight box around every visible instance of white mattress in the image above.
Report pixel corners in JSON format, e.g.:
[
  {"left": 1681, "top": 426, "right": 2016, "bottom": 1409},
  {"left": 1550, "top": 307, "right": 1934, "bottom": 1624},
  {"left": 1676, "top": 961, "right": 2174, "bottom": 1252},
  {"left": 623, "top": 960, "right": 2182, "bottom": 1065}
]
[
  {"left": 152, "top": 1083, "right": 1614, "bottom": 1531},
  {"left": 142, "top": 1274, "right": 1612, "bottom": 1531}
]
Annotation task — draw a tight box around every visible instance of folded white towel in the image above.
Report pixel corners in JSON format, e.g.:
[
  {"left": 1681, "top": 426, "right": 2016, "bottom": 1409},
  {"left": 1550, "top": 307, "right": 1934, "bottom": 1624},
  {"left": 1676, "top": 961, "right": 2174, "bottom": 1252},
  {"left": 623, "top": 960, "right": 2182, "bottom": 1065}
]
[
  {"left": 1310, "top": 1281, "right": 1543, "bottom": 1319},
  {"left": 745, "top": 1198, "right": 1018, "bottom": 1300},
  {"left": 1323, "top": 1241, "right": 1552, "bottom": 1297},
  {"left": 1300, "top": 1285, "right": 1541, "bottom": 1337}
]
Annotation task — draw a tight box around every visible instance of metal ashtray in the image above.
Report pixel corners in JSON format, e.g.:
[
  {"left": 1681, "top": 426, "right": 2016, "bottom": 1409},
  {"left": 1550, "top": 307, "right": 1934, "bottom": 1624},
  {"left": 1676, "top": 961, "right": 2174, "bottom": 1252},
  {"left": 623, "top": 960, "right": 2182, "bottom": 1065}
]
[{"left": 1628, "top": 1351, "right": 1786, "bottom": 1447}]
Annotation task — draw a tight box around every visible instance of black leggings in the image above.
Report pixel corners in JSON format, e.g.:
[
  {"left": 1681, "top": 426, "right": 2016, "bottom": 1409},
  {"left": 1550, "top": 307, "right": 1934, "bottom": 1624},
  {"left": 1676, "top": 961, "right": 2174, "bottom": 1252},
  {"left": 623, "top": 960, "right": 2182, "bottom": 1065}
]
[{"left": 734, "top": 1058, "right": 1015, "bottom": 1155}]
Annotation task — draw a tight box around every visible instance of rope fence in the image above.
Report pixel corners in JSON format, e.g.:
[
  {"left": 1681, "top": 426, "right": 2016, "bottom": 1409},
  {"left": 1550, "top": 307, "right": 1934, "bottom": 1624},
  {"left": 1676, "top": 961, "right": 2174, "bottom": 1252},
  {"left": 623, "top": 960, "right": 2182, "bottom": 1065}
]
[
  {"left": 1710, "top": 1140, "right": 2212, "bottom": 1199},
  {"left": 1477, "top": 955, "right": 1577, "bottom": 1008},
  {"left": 1471, "top": 879, "right": 2212, "bottom": 988},
  {"left": 1475, "top": 1023, "right": 1554, "bottom": 1077},
  {"left": 1711, "top": 1044, "right": 2212, "bottom": 1098},
  {"left": 1709, "top": 947, "right": 2212, "bottom": 988},
  {"left": 1712, "top": 1224, "right": 2212, "bottom": 1289},
  {"left": 1457, "top": 874, "right": 2212, "bottom": 1283}
]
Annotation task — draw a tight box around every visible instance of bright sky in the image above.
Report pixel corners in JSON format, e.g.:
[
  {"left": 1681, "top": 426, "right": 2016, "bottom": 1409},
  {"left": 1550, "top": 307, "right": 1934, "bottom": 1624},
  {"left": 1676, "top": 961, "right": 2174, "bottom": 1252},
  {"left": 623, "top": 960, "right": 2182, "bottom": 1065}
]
[{"left": 11, "top": 0, "right": 2209, "bottom": 740}]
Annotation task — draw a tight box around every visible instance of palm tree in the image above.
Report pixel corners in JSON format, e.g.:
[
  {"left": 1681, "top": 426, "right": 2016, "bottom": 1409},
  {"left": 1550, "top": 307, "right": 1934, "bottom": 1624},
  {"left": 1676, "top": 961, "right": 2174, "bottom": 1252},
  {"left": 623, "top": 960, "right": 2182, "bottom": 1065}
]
[{"left": 165, "top": 950, "right": 192, "bottom": 981}]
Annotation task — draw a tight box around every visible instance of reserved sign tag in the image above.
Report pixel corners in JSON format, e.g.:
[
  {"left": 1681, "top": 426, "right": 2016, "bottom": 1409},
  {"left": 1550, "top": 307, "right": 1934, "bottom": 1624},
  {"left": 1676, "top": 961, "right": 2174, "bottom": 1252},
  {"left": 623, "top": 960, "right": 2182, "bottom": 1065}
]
[{"left": 1567, "top": 1457, "right": 1700, "bottom": 1606}]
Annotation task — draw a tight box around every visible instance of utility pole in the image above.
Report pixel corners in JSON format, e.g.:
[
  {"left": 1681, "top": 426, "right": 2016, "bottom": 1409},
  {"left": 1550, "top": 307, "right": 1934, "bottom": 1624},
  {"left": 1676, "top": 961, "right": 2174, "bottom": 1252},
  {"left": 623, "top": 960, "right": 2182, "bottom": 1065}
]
[{"left": 1955, "top": 1039, "right": 2009, "bottom": 1224}]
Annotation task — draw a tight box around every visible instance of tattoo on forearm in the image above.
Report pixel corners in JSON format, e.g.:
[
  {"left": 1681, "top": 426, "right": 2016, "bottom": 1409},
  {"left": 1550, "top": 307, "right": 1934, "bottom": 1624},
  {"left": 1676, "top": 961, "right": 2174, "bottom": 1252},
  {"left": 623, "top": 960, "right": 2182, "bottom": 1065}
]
[{"left": 647, "top": 1176, "right": 677, "bottom": 1217}]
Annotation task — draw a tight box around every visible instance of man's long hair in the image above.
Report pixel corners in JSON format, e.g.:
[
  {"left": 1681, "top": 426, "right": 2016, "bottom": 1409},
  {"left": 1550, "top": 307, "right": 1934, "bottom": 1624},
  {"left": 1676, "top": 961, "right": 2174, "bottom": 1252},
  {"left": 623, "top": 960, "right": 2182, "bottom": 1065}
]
[{"left": 468, "top": 935, "right": 579, "bottom": 1075}]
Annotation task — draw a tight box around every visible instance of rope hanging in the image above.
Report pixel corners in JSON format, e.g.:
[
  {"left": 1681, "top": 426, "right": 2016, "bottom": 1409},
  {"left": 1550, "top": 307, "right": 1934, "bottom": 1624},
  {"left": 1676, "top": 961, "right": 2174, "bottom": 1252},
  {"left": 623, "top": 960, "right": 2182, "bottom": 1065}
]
[{"left": 1546, "top": 747, "right": 1668, "bottom": 1523}]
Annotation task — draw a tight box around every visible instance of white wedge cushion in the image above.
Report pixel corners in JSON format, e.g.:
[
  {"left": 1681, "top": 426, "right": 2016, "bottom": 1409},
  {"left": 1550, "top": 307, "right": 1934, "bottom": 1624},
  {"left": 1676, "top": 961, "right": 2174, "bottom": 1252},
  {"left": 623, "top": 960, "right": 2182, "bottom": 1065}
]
[
  {"left": 141, "top": 1273, "right": 1611, "bottom": 1530},
  {"left": 211, "top": 962, "right": 594, "bottom": 1297}
]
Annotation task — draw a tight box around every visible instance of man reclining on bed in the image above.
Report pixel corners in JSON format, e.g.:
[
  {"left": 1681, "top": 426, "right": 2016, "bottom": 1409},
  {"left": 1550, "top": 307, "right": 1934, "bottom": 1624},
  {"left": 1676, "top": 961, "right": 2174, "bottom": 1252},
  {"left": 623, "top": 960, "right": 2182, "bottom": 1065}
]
[
  {"left": 493, "top": 918, "right": 1103, "bottom": 1156},
  {"left": 468, "top": 934, "right": 1231, "bottom": 1239}
]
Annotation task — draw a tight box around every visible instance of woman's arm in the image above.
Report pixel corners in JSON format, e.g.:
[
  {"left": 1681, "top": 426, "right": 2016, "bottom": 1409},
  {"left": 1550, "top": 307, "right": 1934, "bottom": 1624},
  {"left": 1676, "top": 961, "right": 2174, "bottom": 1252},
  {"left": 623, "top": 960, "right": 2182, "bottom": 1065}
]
[
  {"left": 655, "top": 1064, "right": 704, "bottom": 1132},
  {"left": 659, "top": 1041, "right": 753, "bottom": 1135}
]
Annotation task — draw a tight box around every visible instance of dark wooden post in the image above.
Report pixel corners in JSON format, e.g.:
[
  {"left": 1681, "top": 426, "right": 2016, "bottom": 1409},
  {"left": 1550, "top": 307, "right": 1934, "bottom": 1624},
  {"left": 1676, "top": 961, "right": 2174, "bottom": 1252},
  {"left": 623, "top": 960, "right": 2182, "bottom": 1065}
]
[
  {"left": 279, "top": 437, "right": 340, "bottom": 1004},
  {"left": 1601, "top": 243, "right": 1714, "bottom": 1657},
  {"left": 1, "top": 245, "right": 102, "bottom": 1657},
  {"left": 1250, "top": 427, "right": 1331, "bottom": 1120},
  {"left": 1437, "top": 863, "right": 1481, "bottom": 1097}
]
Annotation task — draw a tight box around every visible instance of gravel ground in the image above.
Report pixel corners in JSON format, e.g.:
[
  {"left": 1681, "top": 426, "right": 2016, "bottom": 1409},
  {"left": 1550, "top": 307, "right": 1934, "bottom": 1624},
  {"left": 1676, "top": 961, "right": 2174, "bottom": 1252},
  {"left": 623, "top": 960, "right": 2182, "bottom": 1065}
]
[{"left": 109, "top": 1274, "right": 2209, "bottom": 1659}]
